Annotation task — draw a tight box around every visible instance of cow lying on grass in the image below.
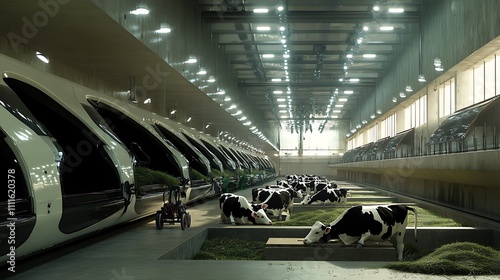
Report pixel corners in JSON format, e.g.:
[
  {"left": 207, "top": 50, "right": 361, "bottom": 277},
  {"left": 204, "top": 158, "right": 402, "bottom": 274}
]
[
  {"left": 303, "top": 204, "right": 417, "bottom": 261},
  {"left": 300, "top": 188, "right": 348, "bottom": 204}
]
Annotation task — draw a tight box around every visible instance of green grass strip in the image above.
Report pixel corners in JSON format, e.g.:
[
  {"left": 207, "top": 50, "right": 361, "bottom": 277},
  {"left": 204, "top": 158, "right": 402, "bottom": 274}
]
[
  {"left": 192, "top": 237, "right": 265, "bottom": 260},
  {"left": 387, "top": 242, "right": 500, "bottom": 275}
]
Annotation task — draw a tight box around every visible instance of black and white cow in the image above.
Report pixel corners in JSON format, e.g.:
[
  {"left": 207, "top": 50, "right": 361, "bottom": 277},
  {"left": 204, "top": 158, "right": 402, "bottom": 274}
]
[
  {"left": 255, "top": 187, "right": 302, "bottom": 220},
  {"left": 301, "top": 188, "right": 348, "bottom": 204},
  {"left": 302, "top": 204, "right": 418, "bottom": 261},
  {"left": 219, "top": 193, "right": 272, "bottom": 225}
]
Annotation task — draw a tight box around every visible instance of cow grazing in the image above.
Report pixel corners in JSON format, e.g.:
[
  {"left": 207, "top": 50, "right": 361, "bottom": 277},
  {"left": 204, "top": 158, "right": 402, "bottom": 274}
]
[
  {"left": 256, "top": 187, "right": 302, "bottom": 220},
  {"left": 219, "top": 193, "right": 272, "bottom": 225},
  {"left": 301, "top": 188, "right": 348, "bottom": 204},
  {"left": 303, "top": 204, "right": 417, "bottom": 261}
]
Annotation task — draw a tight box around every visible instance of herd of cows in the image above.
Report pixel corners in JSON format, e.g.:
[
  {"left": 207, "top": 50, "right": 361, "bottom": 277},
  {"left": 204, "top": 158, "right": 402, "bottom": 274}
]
[{"left": 219, "top": 174, "right": 418, "bottom": 261}]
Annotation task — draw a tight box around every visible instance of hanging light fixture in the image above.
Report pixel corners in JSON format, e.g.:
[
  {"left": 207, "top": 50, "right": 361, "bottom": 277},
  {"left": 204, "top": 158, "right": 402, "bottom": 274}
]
[{"left": 36, "top": 51, "right": 49, "bottom": 63}]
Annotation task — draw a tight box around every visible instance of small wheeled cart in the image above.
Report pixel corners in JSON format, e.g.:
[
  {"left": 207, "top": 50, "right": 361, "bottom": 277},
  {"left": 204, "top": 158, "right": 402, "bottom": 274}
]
[{"left": 155, "top": 185, "right": 191, "bottom": 230}]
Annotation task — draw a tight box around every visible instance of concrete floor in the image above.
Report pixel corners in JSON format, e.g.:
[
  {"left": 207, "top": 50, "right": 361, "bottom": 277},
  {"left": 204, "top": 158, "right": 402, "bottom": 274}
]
[{"left": 3, "top": 183, "right": 498, "bottom": 280}]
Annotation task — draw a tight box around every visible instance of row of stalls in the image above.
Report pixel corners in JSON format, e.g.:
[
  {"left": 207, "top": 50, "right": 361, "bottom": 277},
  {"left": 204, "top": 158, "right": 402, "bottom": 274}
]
[
  {"left": 341, "top": 95, "right": 500, "bottom": 163},
  {"left": 0, "top": 54, "right": 275, "bottom": 259}
]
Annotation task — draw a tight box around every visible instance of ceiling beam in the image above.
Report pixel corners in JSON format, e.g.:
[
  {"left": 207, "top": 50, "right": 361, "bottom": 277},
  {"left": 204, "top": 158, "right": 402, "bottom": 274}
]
[
  {"left": 218, "top": 40, "right": 401, "bottom": 46},
  {"left": 223, "top": 50, "right": 395, "bottom": 56},
  {"left": 203, "top": 11, "right": 420, "bottom": 24},
  {"left": 210, "top": 29, "right": 410, "bottom": 35},
  {"left": 230, "top": 59, "right": 388, "bottom": 64}
]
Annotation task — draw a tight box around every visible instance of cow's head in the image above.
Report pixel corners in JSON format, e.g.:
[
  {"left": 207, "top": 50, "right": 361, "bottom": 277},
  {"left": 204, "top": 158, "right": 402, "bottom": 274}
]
[
  {"left": 287, "top": 187, "right": 303, "bottom": 199},
  {"left": 300, "top": 194, "right": 312, "bottom": 205},
  {"left": 251, "top": 203, "right": 268, "bottom": 212},
  {"left": 303, "top": 221, "right": 331, "bottom": 244},
  {"left": 252, "top": 209, "right": 272, "bottom": 225}
]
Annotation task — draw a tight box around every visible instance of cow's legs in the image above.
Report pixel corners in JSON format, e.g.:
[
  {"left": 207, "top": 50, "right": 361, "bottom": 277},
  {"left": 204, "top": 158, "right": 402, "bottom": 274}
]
[
  {"left": 356, "top": 233, "right": 371, "bottom": 248},
  {"left": 220, "top": 212, "right": 231, "bottom": 224},
  {"left": 395, "top": 231, "right": 405, "bottom": 261}
]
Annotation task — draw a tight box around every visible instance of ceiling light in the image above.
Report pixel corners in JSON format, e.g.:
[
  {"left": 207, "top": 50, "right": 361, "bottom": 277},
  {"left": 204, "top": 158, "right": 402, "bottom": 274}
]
[
  {"left": 349, "top": 78, "right": 359, "bottom": 82},
  {"left": 243, "top": 121, "right": 251, "bottom": 126},
  {"left": 377, "top": 109, "right": 382, "bottom": 114},
  {"left": 186, "top": 56, "right": 197, "bottom": 64},
  {"left": 335, "top": 104, "right": 344, "bottom": 107},
  {"left": 405, "top": 85, "right": 413, "bottom": 92},
  {"left": 271, "top": 78, "right": 282, "bottom": 82},
  {"left": 197, "top": 68, "right": 207, "bottom": 75},
  {"left": 278, "top": 104, "right": 286, "bottom": 108},
  {"left": 344, "top": 90, "right": 353, "bottom": 94},
  {"left": 207, "top": 76, "right": 216, "bottom": 82},
  {"left": 283, "top": 54, "right": 290, "bottom": 58},
  {"left": 186, "top": 117, "right": 191, "bottom": 122},
  {"left": 205, "top": 124, "right": 210, "bottom": 128},
  {"left": 362, "top": 120, "right": 368, "bottom": 124},
  {"left": 356, "top": 124, "right": 362, "bottom": 129},
  {"left": 333, "top": 110, "right": 341, "bottom": 113},
  {"left": 262, "top": 54, "right": 275, "bottom": 58},
  {"left": 256, "top": 26, "right": 271, "bottom": 31},
  {"left": 392, "top": 97, "right": 397, "bottom": 102},
  {"left": 363, "top": 26, "right": 369, "bottom": 31},
  {"left": 277, "top": 6, "right": 284, "bottom": 11},
  {"left": 35, "top": 51, "right": 49, "bottom": 63},
  {"left": 253, "top": 8, "right": 268, "bottom": 13},
  {"left": 388, "top": 8, "right": 405, "bottom": 13},
  {"left": 435, "top": 66, "right": 444, "bottom": 72},
  {"left": 339, "top": 98, "right": 348, "bottom": 102},
  {"left": 339, "top": 78, "right": 344, "bottom": 82},
  {"left": 362, "top": 54, "right": 376, "bottom": 58},
  {"left": 373, "top": 6, "right": 380, "bottom": 11},
  {"left": 155, "top": 23, "right": 171, "bottom": 34},
  {"left": 346, "top": 53, "right": 353, "bottom": 58},
  {"left": 277, "top": 98, "right": 286, "bottom": 102},
  {"left": 418, "top": 74, "right": 426, "bottom": 83},
  {"left": 216, "top": 90, "right": 225, "bottom": 95},
  {"left": 231, "top": 110, "right": 242, "bottom": 116},
  {"left": 281, "top": 39, "right": 286, "bottom": 44},
  {"left": 170, "top": 109, "right": 176, "bottom": 114},
  {"left": 143, "top": 98, "right": 151, "bottom": 104},
  {"left": 224, "top": 96, "right": 231, "bottom": 102},
  {"left": 434, "top": 57, "right": 442, "bottom": 67},
  {"left": 227, "top": 104, "right": 237, "bottom": 110},
  {"left": 380, "top": 26, "right": 394, "bottom": 31},
  {"left": 279, "top": 26, "right": 285, "bottom": 31},
  {"left": 130, "top": 5, "right": 149, "bottom": 15},
  {"left": 399, "top": 92, "right": 406, "bottom": 98},
  {"left": 370, "top": 114, "right": 376, "bottom": 119},
  {"left": 273, "top": 90, "right": 283, "bottom": 94}
]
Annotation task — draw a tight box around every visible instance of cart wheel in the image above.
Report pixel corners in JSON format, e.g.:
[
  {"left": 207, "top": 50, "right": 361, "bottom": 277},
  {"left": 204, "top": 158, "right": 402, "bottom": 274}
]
[
  {"left": 186, "top": 213, "right": 191, "bottom": 228},
  {"left": 180, "top": 213, "right": 188, "bottom": 230},
  {"left": 155, "top": 211, "right": 163, "bottom": 230}
]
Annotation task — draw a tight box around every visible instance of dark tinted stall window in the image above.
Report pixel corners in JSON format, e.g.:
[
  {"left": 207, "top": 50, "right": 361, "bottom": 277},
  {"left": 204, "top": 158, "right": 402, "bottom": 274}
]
[
  {"left": 4, "top": 78, "right": 124, "bottom": 233},
  {"left": 88, "top": 100, "right": 182, "bottom": 178}
]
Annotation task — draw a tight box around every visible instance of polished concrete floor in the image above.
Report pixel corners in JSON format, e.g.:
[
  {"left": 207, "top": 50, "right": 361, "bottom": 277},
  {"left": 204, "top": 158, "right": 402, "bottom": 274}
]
[{"left": 3, "top": 181, "right": 498, "bottom": 280}]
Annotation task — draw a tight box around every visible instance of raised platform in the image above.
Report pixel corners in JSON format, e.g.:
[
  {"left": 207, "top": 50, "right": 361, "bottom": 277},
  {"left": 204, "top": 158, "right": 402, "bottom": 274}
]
[{"left": 264, "top": 238, "right": 397, "bottom": 261}]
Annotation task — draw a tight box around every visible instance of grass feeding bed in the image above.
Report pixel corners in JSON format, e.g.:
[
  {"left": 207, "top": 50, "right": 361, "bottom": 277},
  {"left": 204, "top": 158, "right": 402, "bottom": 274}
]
[
  {"left": 387, "top": 242, "right": 500, "bottom": 275},
  {"left": 273, "top": 206, "right": 465, "bottom": 227}
]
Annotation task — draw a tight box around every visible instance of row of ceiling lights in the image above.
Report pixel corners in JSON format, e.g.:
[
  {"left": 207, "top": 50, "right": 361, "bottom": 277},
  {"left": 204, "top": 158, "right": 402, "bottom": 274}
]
[
  {"left": 128, "top": 4, "right": 276, "bottom": 151},
  {"left": 343, "top": 3, "right": 410, "bottom": 137},
  {"left": 255, "top": 3, "right": 409, "bottom": 133}
]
